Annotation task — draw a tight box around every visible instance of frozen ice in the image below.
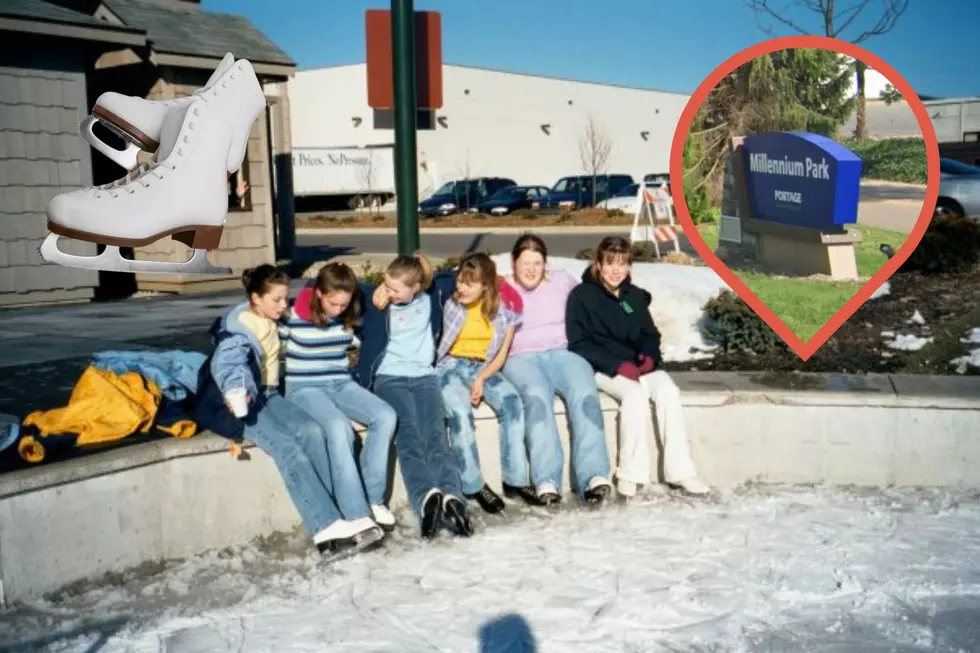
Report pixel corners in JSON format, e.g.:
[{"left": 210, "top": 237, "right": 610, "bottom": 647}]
[{"left": 3, "top": 486, "right": 979, "bottom": 652}]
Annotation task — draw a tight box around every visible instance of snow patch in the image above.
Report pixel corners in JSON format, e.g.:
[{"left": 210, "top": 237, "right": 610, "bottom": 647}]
[
  {"left": 951, "top": 327, "right": 980, "bottom": 372},
  {"left": 869, "top": 281, "right": 891, "bottom": 300},
  {"left": 491, "top": 255, "right": 730, "bottom": 362},
  {"left": 884, "top": 334, "right": 934, "bottom": 351}
]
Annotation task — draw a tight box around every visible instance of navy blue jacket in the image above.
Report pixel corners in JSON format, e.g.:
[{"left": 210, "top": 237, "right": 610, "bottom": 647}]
[{"left": 355, "top": 271, "right": 456, "bottom": 390}]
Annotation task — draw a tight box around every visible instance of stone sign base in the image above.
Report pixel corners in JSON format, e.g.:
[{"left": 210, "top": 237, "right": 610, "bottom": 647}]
[{"left": 722, "top": 217, "right": 861, "bottom": 280}]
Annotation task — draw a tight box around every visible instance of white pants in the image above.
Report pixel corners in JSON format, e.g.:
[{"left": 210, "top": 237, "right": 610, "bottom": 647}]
[{"left": 594, "top": 370, "right": 697, "bottom": 485}]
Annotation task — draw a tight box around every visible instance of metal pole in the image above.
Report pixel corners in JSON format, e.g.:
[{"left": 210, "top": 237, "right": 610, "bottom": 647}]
[{"left": 391, "top": 0, "right": 419, "bottom": 254}]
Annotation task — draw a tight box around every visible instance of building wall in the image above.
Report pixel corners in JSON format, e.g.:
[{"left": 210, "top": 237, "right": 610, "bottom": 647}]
[
  {"left": 0, "top": 35, "right": 99, "bottom": 307},
  {"left": 924, "top": 98, "right": 980, "bottom": 143},
  {"left": 131, "top": 71, "right": 278, "bottom": 293},
  {"left": 838, "top": 99, "right": 922, "bottom": 140},
  {"left": 289, "top": 64, "right": 690, "bottom": 191}
]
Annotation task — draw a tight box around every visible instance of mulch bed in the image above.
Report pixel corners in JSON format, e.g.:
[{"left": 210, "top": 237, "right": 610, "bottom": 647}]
[
  {"left": 297, "top": 208, "right": 636, "bottom": 229},
  {"left": 666, "top": 267, "right": 980, "bottom": 375}
]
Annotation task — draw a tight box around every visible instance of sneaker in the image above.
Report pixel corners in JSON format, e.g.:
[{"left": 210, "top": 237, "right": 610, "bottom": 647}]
[
  {"left": 616, "top": 479, "right": 637, "bottom": 498},
  {"left": 371, "top": 504, "right": 396, "bottom": 532},
  {"left": 503, "top": 483, "right": 539, "bottom": 506},
  {"left": 442, "top": 495, "right": 474, "bottom": 537},
  {"left": 536, "top": 482, "right": 561, "bottom": 506},
  {"left": 420, "top": 489, "right": 443, "bottom": 539},
  {"left": 584, "top": 477, "right": 612, "bottom": 505},
  {"left": 672, "top": 476, "right": 711, "bottom": 496},
  {"left": 466, "top": 484, "right": 506, "bottom": 514}
]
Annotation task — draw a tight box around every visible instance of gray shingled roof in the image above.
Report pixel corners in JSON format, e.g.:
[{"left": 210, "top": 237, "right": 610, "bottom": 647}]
[
  {"left": 1, "top": 0, "right": 137, "bottom": 32},
  {"left": 102, "top": 0, "right": 295, "bottom": 67}
]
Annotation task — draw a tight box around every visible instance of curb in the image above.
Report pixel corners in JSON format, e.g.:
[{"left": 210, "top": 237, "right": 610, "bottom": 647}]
[{"left": 296, "top": 225, "right": 634, "bottom": 236}]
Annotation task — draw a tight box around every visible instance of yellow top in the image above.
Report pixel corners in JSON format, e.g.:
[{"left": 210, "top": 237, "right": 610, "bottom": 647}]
[
  {"left": 449, "top": 301, "right": 493, "bottom": 360},
  {"left": 238, "top": 310, "right": 280, "bottom": 387}
]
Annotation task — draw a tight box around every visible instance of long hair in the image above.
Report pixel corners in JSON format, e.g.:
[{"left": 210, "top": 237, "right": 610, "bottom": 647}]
[
  {"left": 242, "top": 264, "right": 289, "bottom": 299},
  {"left": 589, "top": 236, "right": 633, "bottom": 280},
  {"left": 455, "top": 252, "right": 501, "bottom": 322},
  {"left": 309, "top": 262, "right": 361, "bottom": 330},
  {"left": 386, "top": 251, "right": 435, "bottom": 291}
]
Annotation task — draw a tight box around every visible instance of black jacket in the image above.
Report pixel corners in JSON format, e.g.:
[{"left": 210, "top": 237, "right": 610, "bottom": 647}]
[{"left": 565, "top": 267, "right": 664, "bottom": 377}]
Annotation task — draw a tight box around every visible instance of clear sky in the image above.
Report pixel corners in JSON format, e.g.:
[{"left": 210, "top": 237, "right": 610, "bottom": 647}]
[{"left": 203, "top": 0, "right": 978, "bottom": 99}]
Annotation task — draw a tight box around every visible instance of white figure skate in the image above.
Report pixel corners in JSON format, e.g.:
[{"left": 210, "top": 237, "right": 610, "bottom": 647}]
[
  {"left": 41, "top": 98, "right": 235, "bottom": 276},
  {"left": 80, "top": 52, "right": 241, "bottom": 172}
]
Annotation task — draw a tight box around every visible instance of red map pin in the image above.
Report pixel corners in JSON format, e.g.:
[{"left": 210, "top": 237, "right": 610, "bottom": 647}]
[{"left": 669, "top": 35, "right": 940, "bottom": 361}]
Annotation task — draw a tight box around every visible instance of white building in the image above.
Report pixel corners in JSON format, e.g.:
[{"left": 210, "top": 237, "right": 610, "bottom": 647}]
[{"left": 287, "top": 63, "right": 690, "bottom": 203}]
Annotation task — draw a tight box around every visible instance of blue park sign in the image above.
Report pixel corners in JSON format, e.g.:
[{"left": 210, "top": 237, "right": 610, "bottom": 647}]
[{"left": 740, "top": 131, "right": 862, "bottom": 230}]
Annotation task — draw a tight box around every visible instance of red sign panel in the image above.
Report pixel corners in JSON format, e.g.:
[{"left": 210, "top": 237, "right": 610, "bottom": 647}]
[{"left": 366, "top": 9, "right": 443, "bottom": 110}]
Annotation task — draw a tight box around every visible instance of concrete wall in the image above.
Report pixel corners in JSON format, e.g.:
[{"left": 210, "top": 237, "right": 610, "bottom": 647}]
[
  {"left": 0, "top": 34, "right": 99, "bottom": 306},
  {"left": 289, "top": 63, "right": 689, "bottom": 194},
  {"left": 924, "top": 97, "right": 980, "bottom": 143},
  {"left": 839, "top": 98, "right": 922, "bottom": 140},
  {"left": 1, "top": 371, "right": 978, "bottom": 603}
]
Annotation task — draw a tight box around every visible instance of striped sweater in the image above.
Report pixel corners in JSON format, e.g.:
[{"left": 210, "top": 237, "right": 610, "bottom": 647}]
[{"left": 279, "top": 285, "right": 358, "bottom": 389}]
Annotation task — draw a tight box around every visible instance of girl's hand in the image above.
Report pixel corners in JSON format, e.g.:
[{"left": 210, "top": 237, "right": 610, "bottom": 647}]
[
  {"left": 470, "top": 377, "right": 485, "bottom": 407},
  {"left": 373, "top": 285, "right": 390, "bottom": 310}
]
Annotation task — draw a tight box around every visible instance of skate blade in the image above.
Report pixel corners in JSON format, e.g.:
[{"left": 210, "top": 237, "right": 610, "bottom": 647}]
[
  {"left": 320, "top": 529, "right": 386, "bottom": 565},
  {"left": 80, "top": 114, "right": 140, "bottom": 172},
  {"left": 40, "top": 233, "right": 232, "bottom": 276}
]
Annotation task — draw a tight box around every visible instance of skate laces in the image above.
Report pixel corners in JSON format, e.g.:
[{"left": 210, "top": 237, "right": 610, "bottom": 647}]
[{"left": 92, "top": 160, "right": 176, "bottom": 199}]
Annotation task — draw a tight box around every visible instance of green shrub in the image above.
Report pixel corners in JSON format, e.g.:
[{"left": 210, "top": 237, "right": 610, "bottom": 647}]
[
  {"left": 702, "top": 290, "right": 785, "bottom": 354},
  {"left": 899, "top": 212, "right": 980, "bottom": 275},
  {"left": 840, "top": 137, "right": 927, "bottom": 184},
  {"left": 341, "top": 216, "right": 357, "bottom": 224}
]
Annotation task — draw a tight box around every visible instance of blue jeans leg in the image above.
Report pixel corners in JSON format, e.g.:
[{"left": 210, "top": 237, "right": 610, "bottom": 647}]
[
  {"left": 438, "top": 363, "right": 485, "bottom": 495},
  {"left": 480, "top": 370, "right": 529, "bottom": 488},
  {"left": 546, "top": 350, "right": 611, "bottom": 492},
  {"left": 243, "top": 392, "right": 343, "bottom": 535},
  {"left": 286, "top": 385, "right": 372, "bottom": 520},
  {"left": 375, "top": 375, "right": 464, "bottom": 515},
  {"left": 502, "top": 354, "right": 564, "bottom": 491},
  {"left": 323, "top": 377, "right": 398, "bottom": 506}
]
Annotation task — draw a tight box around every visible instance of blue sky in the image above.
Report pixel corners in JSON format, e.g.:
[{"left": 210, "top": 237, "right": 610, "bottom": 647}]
[{"left": 204, "top": 0, "right": 978, "bottom": 99}]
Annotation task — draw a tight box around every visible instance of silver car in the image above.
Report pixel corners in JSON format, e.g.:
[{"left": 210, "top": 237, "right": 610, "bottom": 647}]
[{"left": 937, "top": 157, "right": 980, "bottom": 221}]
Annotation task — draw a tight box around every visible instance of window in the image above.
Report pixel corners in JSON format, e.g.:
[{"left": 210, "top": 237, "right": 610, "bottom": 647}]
[
  {"left": 964, "top": 131, "right": 979, "bottom": 142},
  {"left": 939, "top": 157, "right": 980, "bottom": 176},
  {"left": 228, "top": 158, "right": 252, "bottom": 211}
]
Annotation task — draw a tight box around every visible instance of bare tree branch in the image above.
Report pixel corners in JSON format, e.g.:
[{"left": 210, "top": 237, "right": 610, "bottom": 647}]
[
  {"left": 579, "top": 115, "right": 612, "bottom": 207},
  {"left": 742, "top": 0, "right": 908, "bottom": 42}
]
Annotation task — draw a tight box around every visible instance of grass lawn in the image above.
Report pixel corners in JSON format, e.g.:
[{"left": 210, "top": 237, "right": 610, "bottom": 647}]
[{"left": 695, "top": 223, "right": 910, "bottom": 341}]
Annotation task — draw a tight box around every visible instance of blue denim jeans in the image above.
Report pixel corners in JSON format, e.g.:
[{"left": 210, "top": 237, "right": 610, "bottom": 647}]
[
  {"left": 243, "top": 389, "right": 347, "bottom": 535},
  {"left": 373, "top": 374, "right": 464, "bottom": 515},
  {"left": 438, "top": 357, "right": 529, "bottom": 495},
  {"left": 502, "top": 349, "right": 610, "bottom": 494},
  {"left": 286, "top": 376, "right": 397, "bottom": 511}
]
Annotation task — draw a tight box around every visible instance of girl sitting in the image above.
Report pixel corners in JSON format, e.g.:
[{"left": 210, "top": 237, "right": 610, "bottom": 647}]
[
  {"left": 356, "top": 253, "right": 475, "bottom": 539},
  {"left": 436, "top": 252, "right": 536, "bottom": 514},
  {"left": 194, "top": 265, "right": 384, "bottom": 559},
  {"left": 566, "top": 236, "right": 709, "bottom": 498},
  {"left": 280, "top": 262, "right": 399, "bottom": 532}
]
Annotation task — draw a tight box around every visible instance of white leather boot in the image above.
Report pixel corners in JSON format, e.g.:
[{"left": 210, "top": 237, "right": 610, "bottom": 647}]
[
  {"left": 41, "top": 98, "right": 234, "bottom": 276},
  {"left": 80, "top": 53, "right": 235, "bottom": 171}
]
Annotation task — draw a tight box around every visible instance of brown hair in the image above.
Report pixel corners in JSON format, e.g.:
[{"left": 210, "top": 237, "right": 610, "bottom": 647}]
[
  {"left": 242, "top": 264, "right": 289, "bottom": 299},
  {"left": 455, "top": 252, "right": 501, "bottom": 322},
  {"left": 589, "top": 236, "right": 633, "bottom": 280},
  {"left": 511, "top": 233, "right": 548, "bottom": 262},
  {"left": 385, "top": 251, "right": 435, "bottom": 291},
  {"left": 310, "top": 262, "right": 361, "bottom": 330}
]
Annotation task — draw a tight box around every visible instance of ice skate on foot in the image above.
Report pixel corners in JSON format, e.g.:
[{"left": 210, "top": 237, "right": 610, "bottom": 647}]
[
  {"left": 371, "top": 504, "right": 396, "bottom": 532},
  {"left": 43, "top": 98, "right": 234, "bottom": 277},
  {"left": 82, "top": 53, "right": 235, "bottom": 171},
  {"left": 669, "top": 476, "right": 711, "bottom": 496},
  {"left": 535, "top": 482, "right": 562, "bottom": 507},
  {"left": 441, "top": 495, "right": 474, "bottom": 537},
  {"left": 583, "top": 477, "right": 612, "bottom": 505},
  {"left": 466, "top": 484, "right": 505, "bottom": 514},
  {"left": 420, "top": 489, "right": 443, "bottom": 539}
]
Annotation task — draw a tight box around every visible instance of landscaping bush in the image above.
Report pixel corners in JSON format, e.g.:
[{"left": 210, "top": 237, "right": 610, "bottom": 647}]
[
  {"left": 702, "top": 290, "right": 786, "bottom": 355},
  {"left": 840, "top": 137, "right": 927, "bottom": 184},
  {"left": 898, "top": 212, "right": 980, "bottom": 275}
]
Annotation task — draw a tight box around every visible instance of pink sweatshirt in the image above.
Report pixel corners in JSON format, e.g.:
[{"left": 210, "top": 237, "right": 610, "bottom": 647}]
[{"left": 509, "top": 268, "right": 579, "bottom": 356}]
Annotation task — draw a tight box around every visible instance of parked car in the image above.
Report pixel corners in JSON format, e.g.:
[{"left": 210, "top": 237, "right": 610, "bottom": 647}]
[
  {"left": 541, "top": 174, "right": 635, "bottom": 209},
  {"left": 596, "top": 183, "right": 642, "bottom": 213},
  {"left": 476, "top": 185, "right": 551, "bottom": 215},
  {"left": 418, "top": 177, "right": 517, "bottom": 217},
  {"left": 937, "top": 157, "right": 980, "bottom": 222}
]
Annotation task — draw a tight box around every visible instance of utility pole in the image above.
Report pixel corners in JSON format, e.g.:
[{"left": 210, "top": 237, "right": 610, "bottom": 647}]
[{"left": 391, "top": 0, "right": 420, "bottom": 254}]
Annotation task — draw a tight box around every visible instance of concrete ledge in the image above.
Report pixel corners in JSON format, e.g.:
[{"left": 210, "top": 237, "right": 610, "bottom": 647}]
[{"left": 1, "top": 371, "right": 978, "bottom": 602}]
